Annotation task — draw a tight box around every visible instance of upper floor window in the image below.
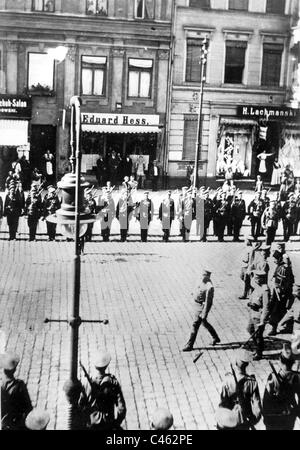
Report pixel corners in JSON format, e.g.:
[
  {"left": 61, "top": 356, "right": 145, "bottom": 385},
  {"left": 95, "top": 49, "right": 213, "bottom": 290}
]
[
  {"left": 32, "top": 0, "right": 55, "bottom": 12},
  {"left": 189, "top": 0, "right": 210, "bottom": 8},
  {"left": 128, "top": 58, "right": 153, "bottom": 98},
  {"left": 186, "top": 39, "right": 202, "bottom": 82},
  {"left": 224, "top": 41, "right": 247, "bottom": 84},
  {"left": 28, "top": 52, "right": 55, "bottom": 91},
  {"left": 135, "top": 0, "right": 154, "bottom": 19},
  {"left": 86, "top": 0, "right": 108, "bottom": 16},
  {"left": 261, "top": 44, "right": 283, "bottom": 87},
  {"left": 81, "top": 56, "right": 107, "bottom": 96},
  {"left": 266, "top": 0, "right": 285, "bottom": 14},
  {"left": 228, "top": 0, "right": 248, "bottom": 11}
]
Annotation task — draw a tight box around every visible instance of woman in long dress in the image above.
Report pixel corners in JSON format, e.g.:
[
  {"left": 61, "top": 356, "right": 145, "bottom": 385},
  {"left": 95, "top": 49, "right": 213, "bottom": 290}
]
[
  {"left": 257, "top": 150, "right": 274, "bottom": 180},
  {"left": 271, "top": 158, "right": 282, "bottom": 186}
]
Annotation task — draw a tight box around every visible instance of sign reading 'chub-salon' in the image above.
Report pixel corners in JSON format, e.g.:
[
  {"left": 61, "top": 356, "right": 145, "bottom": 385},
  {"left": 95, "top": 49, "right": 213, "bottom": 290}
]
[
  {"left": 0, "top": 95, "right": 32, "bottom": 119},
  {"left": 237, "top": 105, "right": 300, "bottom": 121}
]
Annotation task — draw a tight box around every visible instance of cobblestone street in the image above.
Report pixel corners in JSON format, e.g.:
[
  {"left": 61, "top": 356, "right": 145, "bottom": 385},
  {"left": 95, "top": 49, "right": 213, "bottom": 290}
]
[{"left": 1, "top": 191, "right": 300, "bottom": 430}]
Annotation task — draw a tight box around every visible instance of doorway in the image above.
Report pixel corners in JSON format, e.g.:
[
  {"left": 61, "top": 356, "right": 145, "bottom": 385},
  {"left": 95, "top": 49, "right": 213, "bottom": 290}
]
[{"left": 30, "top": 125, "right": 56, "bottom": 172}]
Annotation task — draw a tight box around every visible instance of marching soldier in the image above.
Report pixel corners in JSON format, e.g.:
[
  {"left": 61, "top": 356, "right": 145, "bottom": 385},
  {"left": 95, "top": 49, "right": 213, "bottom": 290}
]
[
  {"left": 239, "top": 237, "right": 253, "bottom": 300},
  {"left": 214, "top": 192, "right": 230, "bottom": 242},
  {"left": 98, "top": 189, "right": 115, "bottom": 242},
  {"left": 158, "top": 190, "right": 175, "bottom": 242},
  {"left": 226, "top": 185, "right": 237, "bottom": 236},
  {"left": 1, "top": 352, "right": 33, "bottom": 430},
  {"left": 231, "top": 191, "right": 246, "bottom": 242},
  {"left": 261, "top": 200, "right": 280, "bottom": 246},
  {"left": 3, "top": 185, "right": 23, "bottom": 240},
  {"left": 247, "top": 192, "right": 264, "bottom": 241},
  {"left": 216, "top": 349, "right": 262, "bottom": 430},
  {"left": 198, "top": 189, "right": 213, "bottom": 242},
  {"left": 282, "top": 194, "right": 298, "bottom": 242},
  {"left": 135, "top": 191, "right": 153, "bottom": 242},
  {"left": 79, "top": 352, "right": 126, "bottom": 430},
  {"left": 262, "top": 344, "right": 300, "bottom": 430},
  {"left": 182, "top": 269, "right": 220, "bottom": 352},
  {"left": 42, "top": 186, "right": 60, "bottom": 241},
  {"left": 116, "top": 189, "right": 135, "bottom": 242},
  {"left": 246, "top": 270, "right": 272, "bottom": 360},
  {"left": 212, "top": 188, "right": 222, "bottom": 237},
  {"left": 84, "top": 189, "right": 97, "bottom": 242},
  {"left": 25, "top": 409, "right": 50, "bottom": 430},
  {"left": 25, "top": 185, "right": 42, "bottom": 241},
  {"left": 277, "top": 283, "right": 300, "bottom": 335}
]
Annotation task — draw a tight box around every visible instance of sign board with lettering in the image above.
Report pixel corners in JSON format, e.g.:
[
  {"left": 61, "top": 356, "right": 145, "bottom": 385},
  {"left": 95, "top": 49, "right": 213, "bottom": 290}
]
[
  {"left": 0, "top": 95, "right": 32, "bottom": 119},
  {"left": 81, "top": 113, "right": 160, "bottom": 127},
  {"left": 237, "top": 105, "right": 300, "bottom": 121}
]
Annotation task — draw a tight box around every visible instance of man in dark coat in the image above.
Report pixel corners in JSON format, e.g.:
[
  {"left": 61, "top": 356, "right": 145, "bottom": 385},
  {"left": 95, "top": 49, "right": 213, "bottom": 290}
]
[
  {"left": 3, "top": 186, "right": 23, "bottom": 240},
  {"left": 159, "top": 190, "right": 174, "bottom": 242},
  {"left": 231, "top": 191, "right": 246, "bottom": 242}
]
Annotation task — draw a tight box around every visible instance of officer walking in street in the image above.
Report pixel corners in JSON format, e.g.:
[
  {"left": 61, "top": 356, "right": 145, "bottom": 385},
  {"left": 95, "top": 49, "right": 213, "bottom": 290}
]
[
  {"left": 262, "top": 343, "right": 300, "bottom": 430},
  {"left": 1, "top": 352, "right": 33, "bottom": 430},
  {"left": 182, "top": 269, "right": 221, "bottom": 352}
]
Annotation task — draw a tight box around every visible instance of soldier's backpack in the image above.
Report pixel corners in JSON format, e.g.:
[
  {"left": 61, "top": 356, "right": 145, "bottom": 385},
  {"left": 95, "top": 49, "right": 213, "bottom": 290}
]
[
  {"left": 262, "top": 372, "right": 297, "bottom": 418},
  {"left": 88, "top": 374, "right": 118, "bottom": 428}
]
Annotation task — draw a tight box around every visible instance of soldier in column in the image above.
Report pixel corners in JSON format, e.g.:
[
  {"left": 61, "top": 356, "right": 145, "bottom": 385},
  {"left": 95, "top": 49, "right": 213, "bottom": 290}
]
[
  {"left": 135, "top": 191, "right": 153, "bottom": 242},
  {"left": 1, "top": 352, "right": 33, "bottom": 430},
  {"left": 158, "top": 190, "right": 175, "bottom": 242},
  {"left": 246, "top": 270, "right": 272, "bottom": 360},
  {"left": 277, "top": 283, "right": 300, "bottom": 335},
  {"left": 211, "top": 188, "right": 222, "bottom": 237},
  {"left": 176, "top": 186, "right": 188, "bottom": 239},
  {"left": 24, "top": 185, "right": 43, "bottom": 241},
  {"left": 262, "top": 344, "right": 300, "bottom": 430},
  {"left": 42, "top": 186, "right": 61, "bottom": 241},
  {"left": 282, "top": 194, "right": 298, "bottom": 242},
  {"left": 214, "top": 191, "right": 230, "bottom": 242},
  {"left": 225, "top": 185, "right": 237, "bottom": 236},
  {"left": 116, "top": 189, "right": 134, "bottom": 242},
  {"left": 199, "top": 189, "right": 214, "bottom": 242},
  {"left": 3, "top": 183, "right": 23, "bottom": 240},
  {"left": 84, "top": 189, "right": 97, "bottom": 242},
  {"left": 178, "top": 188, "right": 195, "bottom": 242},
  {"left": 98, "top": 189, "right": 115, "bottom": 242},
  {"left": 261, "top": 200, "right": 280, "bottom": 246},
  {"left": 231, "top": 191, "right": 246, "bottom": 242},
  {"left": 247, "top": 192, "right": 264, "bottom": 241},
  {"left": 239, "top": 237, "right": 253, "bottom": 300},
  {"left": 182, "top": 269, "right": 221, "bottom": 352}
]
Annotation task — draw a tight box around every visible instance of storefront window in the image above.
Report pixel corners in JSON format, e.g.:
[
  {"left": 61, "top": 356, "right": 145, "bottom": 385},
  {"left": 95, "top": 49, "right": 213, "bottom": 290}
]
[
  {"left": 224, "top": 41, "right": 247, "bottom": 84},
  {"left": 279, "top": 129, "right": 300, "bottom": 178},
  {"left": 28, "top": 52, "right": 55, "bottom": 91},
  {"left": 86, "top": 0, "right": 108, "bottom": 15},
  {"left": 135, "top": 0, "right": 155, "bottom": 19},
  {"left": 266, "top": 0, "right": 285, "bottom": 15},
  {"left": 81, "top": 56, "right": 107, "bottom": 96},
  {"left": 189, "top": 0, "right": 210, "bottom": 8},
  {"left": 261, "top": 44, "right": 283, "bottom": 87},
  {"left": 32, "top": 0, "right": 55, "bottom": 12},
  {"left": 228, "top": 0, "right": 248, "bottom": 10},
  {"left": 128, "top": 58, "right": 153, "bottom": 98}
]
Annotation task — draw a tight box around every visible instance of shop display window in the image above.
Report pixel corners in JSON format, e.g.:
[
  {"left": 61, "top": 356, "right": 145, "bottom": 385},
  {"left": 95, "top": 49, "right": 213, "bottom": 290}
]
[
  {"left": 27, "top": 52, "right": 55, "bottom": 92},
  {"left": 261, "top": 44, "right": 283, "bottom": 87},
  {"left": 128, "top": 58, "right": 153, "bottom": 98},
  {"left": 224, "top": 40, "right": 247, "bottom": 84},
  {"left": 86, "top": 0, "right": 108, "bottom": 16},
  {"left": 279, "top": 130, "right": 300, "bottom": 178},
  {"left": 32, "top": 0, "right": 55, "bottom": 12},
  {"left": 81, "top": 56, "right": 107, "bottom": 96}
]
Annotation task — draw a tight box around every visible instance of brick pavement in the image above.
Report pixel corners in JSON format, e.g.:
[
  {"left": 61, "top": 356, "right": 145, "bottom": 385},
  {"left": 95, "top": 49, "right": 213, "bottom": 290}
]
[{"left": 0, "top": 190, "right": 300, "bottom": 430}]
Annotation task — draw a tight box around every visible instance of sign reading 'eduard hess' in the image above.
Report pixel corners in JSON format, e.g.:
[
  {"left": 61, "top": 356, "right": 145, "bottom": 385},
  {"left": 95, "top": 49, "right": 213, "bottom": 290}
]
[
  {"left": 237, "top": 105, "right": 300, "bottom": 121},
  {"left": 0, "top": 95, "right": 32, "bottom": 119}
]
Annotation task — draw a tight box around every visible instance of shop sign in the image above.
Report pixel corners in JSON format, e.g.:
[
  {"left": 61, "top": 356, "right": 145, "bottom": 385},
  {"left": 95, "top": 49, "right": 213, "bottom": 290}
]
[
  {"left": 0, "top": 95, "right": 32, "bottom": 119},
  {"left": 237, "top": 105, "right": 300, "bottom": 121},
  {"left": 81, "top": 113, "right": 160, "bottom": 126}
]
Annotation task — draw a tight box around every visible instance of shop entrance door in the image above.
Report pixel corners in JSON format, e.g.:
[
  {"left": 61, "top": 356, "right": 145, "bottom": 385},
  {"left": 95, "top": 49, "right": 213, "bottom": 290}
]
[{"left": 30, "top": 125, "right": 56, "bottom": 172}]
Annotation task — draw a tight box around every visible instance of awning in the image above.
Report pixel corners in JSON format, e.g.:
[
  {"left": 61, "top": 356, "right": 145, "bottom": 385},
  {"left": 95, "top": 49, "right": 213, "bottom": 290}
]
[
  {"left": 0, "top": 119, "right": 29, "bottom": 146},
  {"left": 82, "top": 124, "right": 161, "bottom": 134}
]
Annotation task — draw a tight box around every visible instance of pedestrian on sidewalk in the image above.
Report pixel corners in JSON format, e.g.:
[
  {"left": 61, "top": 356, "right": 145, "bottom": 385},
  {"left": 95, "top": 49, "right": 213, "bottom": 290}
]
[{"left": 182, "top": 269, "right": 221, "bottom": 352}]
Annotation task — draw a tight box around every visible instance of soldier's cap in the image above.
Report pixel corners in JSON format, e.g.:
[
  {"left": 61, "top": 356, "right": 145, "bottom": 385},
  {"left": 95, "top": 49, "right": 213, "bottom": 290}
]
[
  {"left": 25, "top": 409, "right": 50, "bottom": 430},
  {"left": 280, "top": 343, "right": 295, "bottom": 364},
  {"left": 235, "top": 349, "right": 253, "bottom": 365},
  {"left": 0, "top": 352, "right": 20, "bottom": 370},
  {"left": 151, "top": 408, "right": 174, "bottom": 430},
  {"left": 202, "top": 269, "right": 212, "bottom": 277},
  {"left": 143, "top": 191, "right": 149, "bottom": 195},
  {"left": 167, "top": 190, "right": 172, "bottom": 194},
  {"left": 275, "top": 243, "right": 285, "bottom": 251},
  {"left": 94, "top": 351, "right": 111, "bottom": 369}
]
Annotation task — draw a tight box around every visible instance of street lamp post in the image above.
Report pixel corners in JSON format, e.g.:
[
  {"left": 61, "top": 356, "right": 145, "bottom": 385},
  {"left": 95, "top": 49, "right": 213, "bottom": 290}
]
[{"left": 193, "top": 37, "right": 209, "bottom": 191}]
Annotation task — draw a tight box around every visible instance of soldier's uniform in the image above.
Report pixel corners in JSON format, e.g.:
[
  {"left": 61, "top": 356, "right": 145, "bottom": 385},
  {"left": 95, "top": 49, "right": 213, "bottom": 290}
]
[
  {"left": 98, "top": 191, "right": 115, "bottom": 242},
  {"left": 247, "top": 270, "right": 271, "bottom": 360},
  {"left": 42, "top": 186, "right": 60, "bottom": 241},
  {"left": 135, "top": 192, "right": 153, "bottom": 242},
  {"left": 277, "top": 283, "right": 300, "bottom": 334},
  {"left": 3, "top": 186, "right": 23, "bottom": 240},
  {"left": 261, "top": 201, "right": 280, "bottom": 246},
  {"left": 182, "top": 270, "right": 220, "bottom": 351},
  {"left": 198, "top": 191, "right": 213, "bottom": 242},
  {"left": 239, "top": 238, "right": 253, "bottom": 299},
  {"left": 263, "top": 344, "right": 300, "bottom": 430},
  {"left": 231, "top": 194, "right": 246, "bottom": 242},
  {"left": 25, "top": 187, "right": 42, "bottom": 241},
  {"left": 84, "top": 192, "right": 97, "bottom": 242},
  {"left": 247, "top": 195, "right": 264, "bottom": 241},
  {"left": 158, "top": 191, "right": 175, "bottom": 242},
  {"left": 282, "top": 195, "right": 298, "bottom": 242},
  {"left": 79, "top": 352, "right": 126, "bottom": 430},
  {"left": 116, "top": 190, "right": 134, "bottom": 242},
  {"left": 214, "top": 195, "right": 230, "bottom": 242},
  {"left": 0, "top": 353, "right": 33, "bottom": 430},
  {"left": 178, "top": 191, "right": 195, "bottom": 242}
]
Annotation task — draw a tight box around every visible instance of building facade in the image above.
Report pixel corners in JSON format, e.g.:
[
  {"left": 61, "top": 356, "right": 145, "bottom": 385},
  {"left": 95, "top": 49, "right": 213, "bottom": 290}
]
[
  {"left": 0, "top": 0, "right": 173, "bottom": 188},
  {"left": 168, "top": 0, "right": 300, "bottom": 185}
]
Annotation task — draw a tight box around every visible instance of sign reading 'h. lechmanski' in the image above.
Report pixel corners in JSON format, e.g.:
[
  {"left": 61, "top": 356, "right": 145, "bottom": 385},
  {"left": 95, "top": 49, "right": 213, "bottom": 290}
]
[{"left": 237, "top": 105, "right": 299, "bottom": 120}]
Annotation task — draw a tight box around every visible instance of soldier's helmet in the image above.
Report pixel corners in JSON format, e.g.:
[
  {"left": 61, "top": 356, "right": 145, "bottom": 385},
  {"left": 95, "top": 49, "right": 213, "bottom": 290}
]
[
  {"left": 0, "top": 352, "right": 20, "bottom": 371},
  {"left": 150, "top": 408, "right": 174, "bottom": 430},
  {"left": 94, "top": 351, "right": 111, "bottom": 369},
  {"left": 25, "top": 409, "right": 50, "bottom": 430}
]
